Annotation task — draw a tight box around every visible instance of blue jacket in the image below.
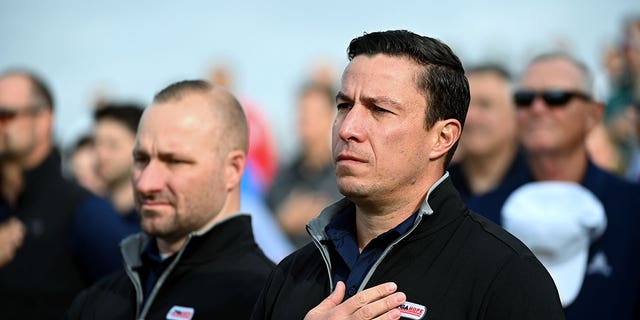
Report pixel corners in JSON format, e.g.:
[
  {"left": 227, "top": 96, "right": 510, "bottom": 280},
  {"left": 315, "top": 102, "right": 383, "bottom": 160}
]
[{"left": 450, "top": 159, "right": 640, "bottom": 319}]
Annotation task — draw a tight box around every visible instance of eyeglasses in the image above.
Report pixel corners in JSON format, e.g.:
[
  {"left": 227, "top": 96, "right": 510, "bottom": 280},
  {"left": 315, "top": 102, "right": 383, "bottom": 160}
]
[
  {"left": 513, "top": 89, "right": 591, "bottom": 109},
  {"left": 0, "top": 106, "right": 41, "bottom": 123}
]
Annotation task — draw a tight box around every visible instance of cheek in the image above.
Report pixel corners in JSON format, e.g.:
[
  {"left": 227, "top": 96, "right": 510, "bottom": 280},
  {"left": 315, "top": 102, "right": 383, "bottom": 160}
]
[
  {"left": 516, "top": 112, "right": 531, "bottom": 131},
  {"left": 381, "top": 126, "right": 422, "bottom": 160},
  {"left": 331, "top": 125, "right": 341, "bottom": 148}
]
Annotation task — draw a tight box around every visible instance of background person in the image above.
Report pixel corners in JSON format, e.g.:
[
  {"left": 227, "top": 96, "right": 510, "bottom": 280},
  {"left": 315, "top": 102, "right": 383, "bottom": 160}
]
[
  {"left": 0, "top": 69, "right": 129, "bottom": 319},
  {"left": 508, "top": 52, "right": 640, "bottom": 319},
  {"left": 93, "top": 103, "right": 144, "bottom": 234},
  {"left": 267, "top": 83, "right": 342, "bottom": 248}
]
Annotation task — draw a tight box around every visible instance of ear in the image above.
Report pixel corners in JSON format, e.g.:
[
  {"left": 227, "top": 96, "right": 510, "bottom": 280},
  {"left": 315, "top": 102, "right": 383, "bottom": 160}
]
[
  {"left": 36, "top": 109, "right": 54, "bottom": 139},
  {"left": 586, "top": 101, "right": 604, "bottom": 130},
  {"left": 224, "top": 150, "right": 246, "bottom": 191},
  {"left": 429, "top": 119, "right": 462, "bottom": 161}
]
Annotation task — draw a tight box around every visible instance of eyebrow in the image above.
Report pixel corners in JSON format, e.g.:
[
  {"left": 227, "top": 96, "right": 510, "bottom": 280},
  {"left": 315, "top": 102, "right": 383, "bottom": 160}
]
[
  {"left": 335, "top": 91, "right": 351, "bottom": 103},
  {"left": 132, "top": 148, "right": 146, "bottom": 158},
  {"left": 336, "top": 91, "right": 403, "bottom": 109}
]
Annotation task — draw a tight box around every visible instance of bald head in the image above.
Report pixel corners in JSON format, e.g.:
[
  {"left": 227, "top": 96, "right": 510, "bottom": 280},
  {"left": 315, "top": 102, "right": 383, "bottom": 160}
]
[
  {"left": 133, "top": 80, "right": 250, "bottom": 245},
  {"left": 0, "top": 70, "right": 54, "bottom": 168},
  {"left": 0, "top": 70, "right": 54, "bottom": 111},
  {"left": 150, "top": 80, "right": 249, "bottom": 155}
]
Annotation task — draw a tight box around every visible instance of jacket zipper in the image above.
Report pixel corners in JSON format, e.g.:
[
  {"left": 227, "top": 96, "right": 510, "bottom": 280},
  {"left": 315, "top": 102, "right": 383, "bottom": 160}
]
[
  {"left": 309, "top": 226, "right": 335, "bottom": 293},
  {"left": 136, "top": 235, "right": 193, "bottom": 320},
  {"left": 124, "top": 265, "right": 144, "bottom": 318},
  {"left": 357, "top": 213, "right": 424, "bottom": 292}
]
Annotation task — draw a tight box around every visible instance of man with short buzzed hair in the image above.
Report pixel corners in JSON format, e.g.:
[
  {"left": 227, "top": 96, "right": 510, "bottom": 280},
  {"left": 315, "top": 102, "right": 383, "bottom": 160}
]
[{"left": 67, "top": 80, "right": 274, "bottom": 320}]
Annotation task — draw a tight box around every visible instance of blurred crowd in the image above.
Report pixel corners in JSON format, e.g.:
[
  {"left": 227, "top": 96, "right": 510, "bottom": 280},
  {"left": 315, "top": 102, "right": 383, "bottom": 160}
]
[{"left": 0, "top": 16, "right": 639, "bottom": 320}]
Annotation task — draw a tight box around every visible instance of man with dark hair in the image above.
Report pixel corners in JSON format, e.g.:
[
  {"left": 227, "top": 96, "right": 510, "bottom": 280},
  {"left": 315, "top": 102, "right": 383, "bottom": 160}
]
[
  {"left": 66, "top": 80, "right": 274, "bottom": 319},
  {"left": 94, "top": 103, "right": 144, "bottom": 233},
  {"left": 251, "top": 30, "right": 564, "bottom": 320},
  {"left": 66, "top": 134, "right": 106, "bottom": 196},
  {"left": 0, "top": 70, "right": 129, "bottom": 319}
]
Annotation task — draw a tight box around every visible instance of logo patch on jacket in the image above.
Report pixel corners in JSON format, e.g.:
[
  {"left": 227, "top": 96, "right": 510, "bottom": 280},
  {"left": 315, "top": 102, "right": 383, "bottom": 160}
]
[
  {"left": 396, "top": 301, "right": 426, "bottom": 319},
  {"left": 166, "top": 305, "right": 194, "bottom": 320}
]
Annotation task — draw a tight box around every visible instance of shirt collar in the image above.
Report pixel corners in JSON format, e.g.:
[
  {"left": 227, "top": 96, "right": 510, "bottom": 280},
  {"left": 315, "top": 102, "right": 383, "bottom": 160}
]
[{"left": 325, "top": 205, "right": 418, "bottom": 250}]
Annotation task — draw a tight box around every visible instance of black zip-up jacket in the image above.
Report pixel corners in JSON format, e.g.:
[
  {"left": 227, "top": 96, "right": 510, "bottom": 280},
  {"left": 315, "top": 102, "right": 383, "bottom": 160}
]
[
  {"left": 67, "top": 214, "right": 274, "bottom": 320},
  {"left": 0, "top": 150, "right": 107, "bottom": 319},
  {"left": 252, "top": 175, "right": 565, "bottom": 320}
]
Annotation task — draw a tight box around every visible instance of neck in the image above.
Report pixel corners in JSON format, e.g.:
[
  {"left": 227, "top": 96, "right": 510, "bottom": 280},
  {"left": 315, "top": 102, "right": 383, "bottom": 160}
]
[
  {"left": 22, "top": 140, "right": 51, "bottom": 170},
  {"left": 462, "top": 143, "right": 518, "bottom": 194},
  {"left": 1, "top": 160, "right": 24, "bottom": 206},
  {"left": 109, "top": 180, "right": 135, "bottom": 215},
  {"left": 156, "top": 237, "right": 187, "bottom": 256},
  {"left": 354, "top": 208, "right": 414, "bottom": 252},
  {"left": 353, "top": 174, "right": 439, "bottom": 252},
  {"left": 528, "top": 148, "right": 589, "bottom": 182}
]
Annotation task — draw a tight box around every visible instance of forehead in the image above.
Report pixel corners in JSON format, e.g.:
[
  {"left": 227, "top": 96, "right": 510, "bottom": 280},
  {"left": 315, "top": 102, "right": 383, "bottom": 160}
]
[
  {"left": 136, "top": 95, "right": 216, "bottom": 153},
  {"left": 520, "top": 58, "right": 583, "bottom": 89},
  {"left": 341, "top": 54, "right": 421, "bottom": 96},
  {"left": 469, "top": 72, "right": 509, "bottom": 92},
  {"left": 95, "top": 118, "right": 135, "bottom": 137},
  {"left": 0, "top": 75, "right": 32, "bottom": 107},
  {"left": 468, "top": 70, "right": 506, "bottom": 85}
]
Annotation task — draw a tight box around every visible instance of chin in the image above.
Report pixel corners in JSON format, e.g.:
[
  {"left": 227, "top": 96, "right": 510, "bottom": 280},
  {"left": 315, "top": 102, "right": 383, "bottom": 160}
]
[
  {"left": 142, "top": 223, "right": 174, "bottom": 239},
  {"left": 337, "top": 182, "right": 369, "bottom": 199}
]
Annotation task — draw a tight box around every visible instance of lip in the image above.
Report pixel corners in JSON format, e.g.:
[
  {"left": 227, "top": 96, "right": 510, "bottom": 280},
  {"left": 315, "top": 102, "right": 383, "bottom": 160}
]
[
  {"left": 335, "top": 153, "right": 366, "bottom": 163},
  {"left": 139, "top": 200, "right": 172, "bottom": 208}
]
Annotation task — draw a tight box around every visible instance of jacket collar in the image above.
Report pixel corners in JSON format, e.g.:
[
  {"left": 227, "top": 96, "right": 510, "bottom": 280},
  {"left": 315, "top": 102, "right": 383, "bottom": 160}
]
[
  {"left": 22, "top": 149, "right": 58, "bottom": 184},
  {"left": 307, "top": 172, "right": 459, "bottom": 242},
  {"left": 120, "top": 213, "right": 256, "bottom": 269}
]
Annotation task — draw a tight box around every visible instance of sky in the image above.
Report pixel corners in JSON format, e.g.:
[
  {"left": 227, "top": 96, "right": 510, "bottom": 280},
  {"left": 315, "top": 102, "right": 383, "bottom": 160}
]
[{"left": 1, "top": 0, "right": 639, "bottom": 162}]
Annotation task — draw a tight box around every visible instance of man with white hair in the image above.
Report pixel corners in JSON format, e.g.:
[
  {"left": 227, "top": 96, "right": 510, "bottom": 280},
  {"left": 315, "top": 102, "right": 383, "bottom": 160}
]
[{"left": 506, "top": 52, "right": 640, "bottom": 319}]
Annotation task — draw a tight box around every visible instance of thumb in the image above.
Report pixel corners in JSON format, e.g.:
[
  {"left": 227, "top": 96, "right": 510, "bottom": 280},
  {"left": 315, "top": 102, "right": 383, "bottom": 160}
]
[{"left": 314, "top": 281, "right": 346, "bottom": 311}]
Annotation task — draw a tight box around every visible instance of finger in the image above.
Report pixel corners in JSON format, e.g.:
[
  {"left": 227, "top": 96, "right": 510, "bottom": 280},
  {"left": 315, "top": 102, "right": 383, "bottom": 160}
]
[
  {"left": 309, "top": 281, "right": 347, "bottom": 313},
  {"left": 354, "top": 292, "right": 406, "bottom": 320},
  {"left": 373, "top": 308, "right": 403, "bottom": 320},
  {"left": 7, "top": 219, "right": 26, "bottom": 245},
  {"left": 344, "top": 282, "right": 398, "bottom": 311}
]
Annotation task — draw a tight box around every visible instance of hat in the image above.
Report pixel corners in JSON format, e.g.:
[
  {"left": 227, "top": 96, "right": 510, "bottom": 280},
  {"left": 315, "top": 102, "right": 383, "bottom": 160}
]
[{"left": 501, "top": 181, "right": 606, "bottom": 307}]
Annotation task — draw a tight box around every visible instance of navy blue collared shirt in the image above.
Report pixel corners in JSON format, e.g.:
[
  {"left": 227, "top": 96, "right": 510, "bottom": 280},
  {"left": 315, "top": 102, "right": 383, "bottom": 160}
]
[
  {"left": 325, "top": 207, "right": 417, "bottom": 300},
  {"left": 139, "top": 238, "right": 176, "bottom": 305}
]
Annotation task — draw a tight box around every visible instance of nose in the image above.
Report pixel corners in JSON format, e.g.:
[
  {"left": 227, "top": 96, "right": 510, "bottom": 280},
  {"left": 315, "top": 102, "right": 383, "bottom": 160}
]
[
  {"left": 132, "top": 160, "right": 165, "bottom": 195},
  {"left": 529, "top": 95, "right": 550, "bottom": 113},
  {"left": 335, "top": 104, "right": 366, "bottom": 143}
]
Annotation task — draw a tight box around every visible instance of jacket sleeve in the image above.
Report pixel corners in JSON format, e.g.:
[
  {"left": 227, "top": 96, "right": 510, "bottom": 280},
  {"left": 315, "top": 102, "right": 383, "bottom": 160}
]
[
  {"left": 483, "top": 254, "right": 566, "bottom": 320},
  {"left": 250, "top": 266, "right": 280, "bottom": 320},
  {"left": 64, "top": 286, "right": 92, "bottom": 320},
  {"left": 69, "top": 195, "right": 129, "bottom": 284}
]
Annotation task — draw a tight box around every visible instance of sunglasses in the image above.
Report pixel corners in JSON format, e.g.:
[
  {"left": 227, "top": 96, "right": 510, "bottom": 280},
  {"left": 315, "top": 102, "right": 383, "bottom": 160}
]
[
  {"left": 0, "top": 107, "right": 41, "bottom": 123},
  {"left": 514, "top": 90, "right": 591, "bottom": 108}
]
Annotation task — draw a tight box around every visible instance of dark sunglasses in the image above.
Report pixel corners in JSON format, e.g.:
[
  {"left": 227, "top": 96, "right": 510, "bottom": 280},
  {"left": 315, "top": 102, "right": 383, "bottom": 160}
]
[
  {"left": 514, "top": 89, "right": 591, "bottom": 108},
  {"left": 0, "top": 107, "right": 40, "bottom": 122}
]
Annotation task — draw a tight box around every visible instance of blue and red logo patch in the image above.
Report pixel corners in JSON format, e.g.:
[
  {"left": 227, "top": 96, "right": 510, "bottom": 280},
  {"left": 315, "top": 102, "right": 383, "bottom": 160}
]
[
  {"left": 166, "top": 305, "right": 194, "bottom": 320},
  {"left": 396, "top": 301, "right": 426, "bottom": 319}
]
